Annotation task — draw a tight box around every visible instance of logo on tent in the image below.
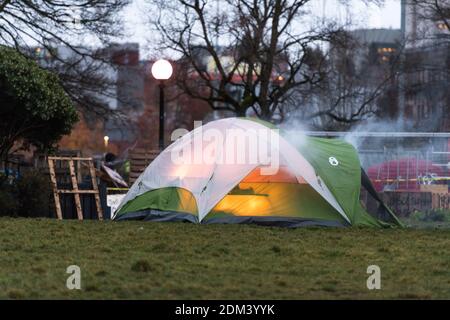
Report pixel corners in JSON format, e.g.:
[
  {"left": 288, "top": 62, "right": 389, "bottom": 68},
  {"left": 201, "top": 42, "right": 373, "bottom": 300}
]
[{"left": 329, "top": 157, "right": 339, "bottom": 166}]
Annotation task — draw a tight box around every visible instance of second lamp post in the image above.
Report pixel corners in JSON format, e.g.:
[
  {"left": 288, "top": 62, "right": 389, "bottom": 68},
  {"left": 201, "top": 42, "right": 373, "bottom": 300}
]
[{"left": 151, "top": 59, "right": 173, "bottom": 150}]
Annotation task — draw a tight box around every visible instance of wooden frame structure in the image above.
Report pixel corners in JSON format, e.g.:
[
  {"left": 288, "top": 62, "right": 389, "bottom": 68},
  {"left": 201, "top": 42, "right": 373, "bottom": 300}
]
[
  {"left": 48, "top": 156, "right": 103, "bottom": 220},
  {"left": 129, "top": 148, "right": 160, "bottom": 184}
]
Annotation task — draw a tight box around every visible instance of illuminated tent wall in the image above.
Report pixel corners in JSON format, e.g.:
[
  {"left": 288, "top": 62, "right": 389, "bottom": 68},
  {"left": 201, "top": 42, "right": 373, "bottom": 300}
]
[{"left": 114, "top": 118, "right": 402, "bottom": 228}]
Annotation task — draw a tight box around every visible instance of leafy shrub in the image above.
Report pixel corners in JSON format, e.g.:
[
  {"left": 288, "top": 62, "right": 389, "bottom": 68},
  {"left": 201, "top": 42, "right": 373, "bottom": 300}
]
[
  {"left": 16, "top": 171, "right": 52, "bottom": 218},
  {"left": 0, "top": 173, "right": 18, "bottom": 217},
  {"left": 0, "top": 170, "right": 52, "bottom": 217},
  {"left": 0, "top": 46, "right": 78, "bottom": 158}
]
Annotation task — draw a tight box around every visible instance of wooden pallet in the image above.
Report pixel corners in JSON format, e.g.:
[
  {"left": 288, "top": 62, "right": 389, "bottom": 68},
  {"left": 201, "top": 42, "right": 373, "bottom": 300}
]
[
  {"left": 35, "top": 150, "right": 82, "bottom": 184},
  {"left": 432, "top": 193, "right": 450, "bottom": 210},
  {"left": 48, "top": 157, "right": 103, "bottom": 220},
  {"left": 129, "top": 148, "right": 160, "bottom": 184}
]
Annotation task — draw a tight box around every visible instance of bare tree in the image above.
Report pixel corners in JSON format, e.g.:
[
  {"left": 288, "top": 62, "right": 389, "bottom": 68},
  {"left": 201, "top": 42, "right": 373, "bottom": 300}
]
[
  {"left": 288, "top": 32, "right": 402, "bottom": 130},
  {"left": 149, "top": 0, "right": 352, "bottom": 122},
  {"left": 0, "top": 0, "right": 130, "bottom": 116},
  {"left": 410, "top": 0, "right": 450, "bottom": 33}
]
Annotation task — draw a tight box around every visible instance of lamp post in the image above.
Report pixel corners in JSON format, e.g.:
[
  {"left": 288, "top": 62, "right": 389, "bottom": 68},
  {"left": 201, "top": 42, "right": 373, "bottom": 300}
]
[{"left": 151, "top": 59, "right": 173, "bottom": 150}]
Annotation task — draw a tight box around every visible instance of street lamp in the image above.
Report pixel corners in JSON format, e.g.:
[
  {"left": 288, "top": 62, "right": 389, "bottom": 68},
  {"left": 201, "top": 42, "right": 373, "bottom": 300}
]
[
  {"left": 151, "top": 59, "right": 173, "bottom": 150},
  {"left": 103, "top": 135, "right": 109, "bottom": 149}
]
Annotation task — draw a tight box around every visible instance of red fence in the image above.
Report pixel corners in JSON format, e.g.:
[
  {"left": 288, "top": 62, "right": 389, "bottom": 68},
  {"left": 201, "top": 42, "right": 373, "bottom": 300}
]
[{"left": 367, "top": 158, "right": 446, "bottom": 192}]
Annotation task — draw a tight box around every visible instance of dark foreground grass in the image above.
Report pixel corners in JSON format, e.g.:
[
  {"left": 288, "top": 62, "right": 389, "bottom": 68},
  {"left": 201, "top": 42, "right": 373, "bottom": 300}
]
[{"left": 0, "top": 217, "right": 450, "bottom": 299}]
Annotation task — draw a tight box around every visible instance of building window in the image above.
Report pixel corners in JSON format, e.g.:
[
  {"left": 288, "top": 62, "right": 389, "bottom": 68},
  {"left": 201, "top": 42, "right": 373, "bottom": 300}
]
[
  {"left": 377, "top": 47, "right": 396, "bottom": 54},
  {"left": 437, "top": 22, "right": 449, "bottom": 31}
]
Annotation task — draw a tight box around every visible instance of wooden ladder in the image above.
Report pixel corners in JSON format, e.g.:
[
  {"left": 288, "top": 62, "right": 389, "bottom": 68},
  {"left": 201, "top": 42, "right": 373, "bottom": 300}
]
[{"left": 48, "top": 157, "right": 103, "bottom": 220}]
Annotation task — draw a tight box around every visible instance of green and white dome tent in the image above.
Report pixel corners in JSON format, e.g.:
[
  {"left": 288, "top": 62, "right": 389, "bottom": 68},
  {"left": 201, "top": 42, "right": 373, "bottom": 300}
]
[{"left": 114, "top": 118, "right": 402, "bottom": 228}]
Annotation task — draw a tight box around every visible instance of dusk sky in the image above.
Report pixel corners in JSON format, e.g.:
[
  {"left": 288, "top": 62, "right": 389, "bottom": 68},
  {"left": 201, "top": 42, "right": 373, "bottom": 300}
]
[{"left": 122, "top": 0, "right": 402, "bottom": 58}]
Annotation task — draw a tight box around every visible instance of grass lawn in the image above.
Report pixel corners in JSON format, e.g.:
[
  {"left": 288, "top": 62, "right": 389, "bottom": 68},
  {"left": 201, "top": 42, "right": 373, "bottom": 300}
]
[{"left": 0, "top": 217, "right": 449, "bottom": 299}]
